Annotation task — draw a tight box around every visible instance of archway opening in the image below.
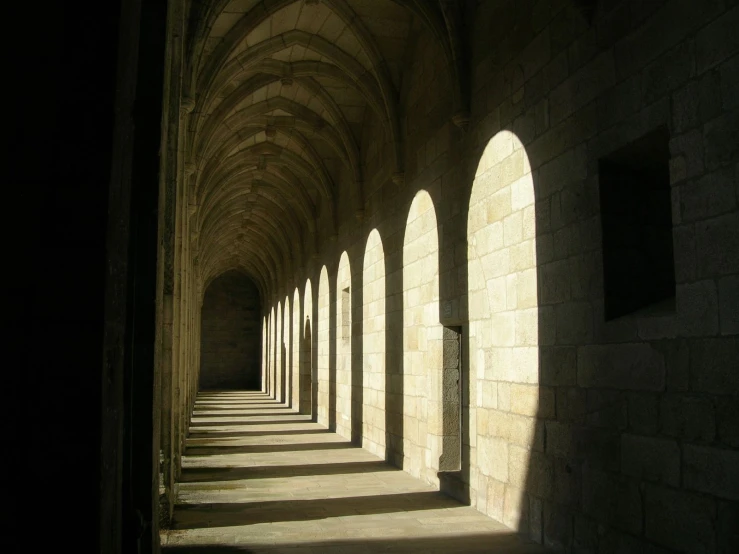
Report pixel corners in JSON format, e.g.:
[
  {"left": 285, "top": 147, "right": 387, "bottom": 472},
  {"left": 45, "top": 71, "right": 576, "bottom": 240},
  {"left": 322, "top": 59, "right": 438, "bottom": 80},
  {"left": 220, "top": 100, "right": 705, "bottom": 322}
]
[
  {"left": 467, "top": 130, "right": 539, "bottom": 531},
  {"left": 362, "top": 229, "right": 386, "bottom": 458},
  {"left": 403, "top": 190, "right": 442, "bottom": 487},
  {"left": 199, "top": 270, "right": 262, "bottom": 391}
]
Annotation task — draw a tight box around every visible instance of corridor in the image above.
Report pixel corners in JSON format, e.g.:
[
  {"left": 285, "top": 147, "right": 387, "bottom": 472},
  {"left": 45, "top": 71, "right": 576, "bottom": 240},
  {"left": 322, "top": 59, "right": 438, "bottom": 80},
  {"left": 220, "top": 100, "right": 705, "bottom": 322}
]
[{"left": 162, "top": 391, "right": 547, "bottom": 553}]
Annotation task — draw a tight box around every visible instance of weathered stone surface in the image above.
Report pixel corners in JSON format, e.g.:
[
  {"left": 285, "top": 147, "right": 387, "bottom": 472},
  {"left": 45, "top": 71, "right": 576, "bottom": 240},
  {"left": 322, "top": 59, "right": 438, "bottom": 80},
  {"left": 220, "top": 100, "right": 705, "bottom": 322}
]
[
  {"left": 621, "top": 433, "right": 680, "bottom": 487},
  {"left": 145, "top": 3, "right": 739, "bottom": 553},
  {"left": 683, "top": 444, "right": 739, "bottom": 500},
  {"left": 645, "top": 484, "right": 716, "bottom": 553},
  {"left": 582, "top": 466, "right": 642, "bottom": 534},
  {"left": 690, "top": 337, "right": 739, "bottom": 394},
  {"left": 660, "top": 394, "right": 716, "bottom": 442},
  {"left": 577, "top": 344, "right": 665, "bottom": 391}
]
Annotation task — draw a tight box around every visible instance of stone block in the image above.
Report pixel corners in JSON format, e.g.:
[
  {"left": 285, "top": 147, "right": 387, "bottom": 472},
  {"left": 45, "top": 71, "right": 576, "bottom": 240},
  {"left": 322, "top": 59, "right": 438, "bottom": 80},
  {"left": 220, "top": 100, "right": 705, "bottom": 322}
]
[
  {"left": 540, "top": 260, "right": 571, "bottom": 305},
  {"left": 555, "top": 301, "right": 594, "bottom": 345},
  {"left": 653, "top": 338, "right": 690, "bottom": 391},
  {"left": 695, "top": 5, "right": 739, "bottom": 72},
  {"left": 672, "top": 70, "right": 722, "bottom": 133},
  {"left": 704, "top": 110, "right": 739, "bottom": 171},
  {"left": 669, "top": 128, "right": 705, "bottom": 180},
  {"left": 573, "top": 514, "right": 598, "bottom": 553},
  {"left": 614, "top": 0, "right": 722, "bottom": 79},
  {"left": 550, "top": 47, "right": 615, "bottom": 125},
  {"left": 720, "top": 54, "right": 739, "bottom": 111},
  {"left": 546, "top": 420, "right": 574, "bottom": 458},
  {"left": 690, "top": 336, "right": 739, "bottom": 394},
  {"left": 660, "top": 393, "right": 716, "bottom": 442},
  {"left": 556, "top": 387, "right": 587, "bottom": 423},
  {"left": 486, "top": 477, "right": 506, "bottom": 522},
  {"left": 642, "top": 39, "right": 696, "bottom": 105},
  {"left": 582, "top": 466, "right": 642, "bottom": 534},
  {"left": 543, "top": 501, "right": 573, "bottom": 550},
  {"left": 717, "top": 396, "right": 739, "bottom": 447},
  {"left": 553, "top": 455, "right": 581, "bottom": 507},
  {"left": 620, "top": 433, "right": 680, "bottom": 487},
  {"left": 585, "top": 389, "right": 627, "bottom": 431},
  {"left": 503, "top": 484, "right": 529, "bottom": 531},
  {"left": 645, "top": 483, "right": 716, "bottom": 553},
  {"left": 718, "top": 500, "right": 739, "bottom": 554},
  {"left": 627, "top": 392, "right": 660, "bottom": 435},
  {"left": 577, "top": 343, "right": 665, "bottom": 391},
  {"left": 679, "top": 167, "right": 737, "bottom": 223},
  {"left": 574, "top": 426, "right": 621, "bottom": 471},
  {"left": 718, "top": 275, "right": 739, "bottom": 335},
  {"left": 478, "top": 434, "right": 509, "bottom": 483},
  {"left": 510, "top": 383, "right": 540, "bottom": 417},
  {"left": 683, "top": 444, "right": 739, "bottom": 500},
  {"left": 540, "top": 346, "right": 577, "bottom": 386}
]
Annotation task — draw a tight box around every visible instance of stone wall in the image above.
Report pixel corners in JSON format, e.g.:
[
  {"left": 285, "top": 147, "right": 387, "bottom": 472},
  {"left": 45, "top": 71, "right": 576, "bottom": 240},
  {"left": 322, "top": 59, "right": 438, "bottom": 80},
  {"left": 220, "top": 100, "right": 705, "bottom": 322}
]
[
  {"left": 317, "top": 267, "right": 331, "bottom": 427},
  {"left": 336, "top": 252, "right": 353, "bottom": 440},
  {"left": 362, "top": 229, "right": 386, "bottom": 458},
  {"left": 403, "top": 191, "right": 443, "bottom": 487},
  {"left": 200, "top": 271, "right": 261, "bottom": 390},
  {"left": 153, "top": 1, "right": 739, "bottom": 551},
  {"left": 257, "top": 2, "right": 738, "bottom": 551}
]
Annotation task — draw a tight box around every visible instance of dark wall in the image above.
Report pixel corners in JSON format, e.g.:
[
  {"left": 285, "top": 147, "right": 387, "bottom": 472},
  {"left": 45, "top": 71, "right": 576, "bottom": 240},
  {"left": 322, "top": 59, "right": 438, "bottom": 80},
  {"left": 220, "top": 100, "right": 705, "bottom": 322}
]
[
  {"left": 9, "top": 2, "right": 119, "bottom": 552},
  {"left": 9, "top": 1, "right": 165, "bottom": 551},
  {"left": 200, "top": 272, "right": 262, "bottom": 390}
]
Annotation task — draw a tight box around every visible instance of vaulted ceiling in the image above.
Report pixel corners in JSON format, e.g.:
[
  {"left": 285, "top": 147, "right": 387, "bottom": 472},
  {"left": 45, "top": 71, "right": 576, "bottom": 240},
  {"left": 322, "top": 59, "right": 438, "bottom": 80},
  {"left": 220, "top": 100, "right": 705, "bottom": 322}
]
[{"left": 184, "top": 0, "right": 468, "bottom": 294}]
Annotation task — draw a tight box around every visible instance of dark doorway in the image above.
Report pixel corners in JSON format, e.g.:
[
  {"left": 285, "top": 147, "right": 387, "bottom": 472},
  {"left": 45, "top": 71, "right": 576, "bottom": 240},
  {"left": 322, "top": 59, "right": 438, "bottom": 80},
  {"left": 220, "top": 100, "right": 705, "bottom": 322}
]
[{"left": 200, "top": 271, "right": 262, "bottom": 390}]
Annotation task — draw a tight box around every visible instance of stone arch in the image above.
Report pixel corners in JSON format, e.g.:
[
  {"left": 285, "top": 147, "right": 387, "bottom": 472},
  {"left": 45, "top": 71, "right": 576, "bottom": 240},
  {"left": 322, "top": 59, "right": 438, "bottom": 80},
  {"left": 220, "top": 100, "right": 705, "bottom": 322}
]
[
  {"left": 335, "top": 251, "right": 352, "bottom": 440},
  {"left": 302, "top": 278, "right": 314, "bottom": 416},
  {"left": 292, "top": 287, "right": 301, "bottom": 410},
  {"left": 467, "top": 130, "right": 538, "bottom": 529},
  {"left": 362, "top": 229, "right": 386, "bottom": 459},
  {"left": 317, "top": 266, "right": 330, "bottom": 427},
  {"left": 262, "top": 315, "right": 268, "bottom": 393},
  {"left": 403, "top": 190, "right": 443, "bottom": 487},
  {"left": 268, "top": 306, "right": 275, "bottom": 397},
  {"left": 283, "top": 294, "right": 291, "bottom": 405},
  {"left": 276, "top": 300, "right": 283, "bottom": 402},
  {"left": 198, "top": 270, "right": 262, "bottom": 391}
]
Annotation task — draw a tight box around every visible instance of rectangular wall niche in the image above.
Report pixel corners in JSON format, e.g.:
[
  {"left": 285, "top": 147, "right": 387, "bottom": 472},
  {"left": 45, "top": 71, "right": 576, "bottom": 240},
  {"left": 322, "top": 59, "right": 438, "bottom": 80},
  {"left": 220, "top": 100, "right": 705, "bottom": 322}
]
[
  {"left": 341, "top": 287, "right": 350, "bottom": 342},
  {"left": 598, "top": 126, "right": 675, "bottom": 320}
]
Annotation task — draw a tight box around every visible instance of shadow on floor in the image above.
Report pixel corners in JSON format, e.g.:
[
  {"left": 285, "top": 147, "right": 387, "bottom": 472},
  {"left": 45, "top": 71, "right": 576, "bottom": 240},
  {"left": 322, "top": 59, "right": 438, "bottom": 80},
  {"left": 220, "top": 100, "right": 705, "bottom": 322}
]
[
  {"left": 180, "top": 460, "right": 398, "bottom": 482},
  {"left": 191, "top": 410, "right": 295, "bottom": 418},
  {"left": 162, "top": 533, "right": 545, "bottom": 553},
  {"left": 192, "top": 406, "right": 290, "bottom": 411},
  {"left": 188, "top": 419, "right": 309, "bottom": 427},
  {"left": 188, "top": 429, "right": 329, "bottom": 439},
  {"left": 185, "top": 441, "right": 355, "bottom": 456},
  {"left": 172, "top": 491, "right": 461, "bottom": 528}
]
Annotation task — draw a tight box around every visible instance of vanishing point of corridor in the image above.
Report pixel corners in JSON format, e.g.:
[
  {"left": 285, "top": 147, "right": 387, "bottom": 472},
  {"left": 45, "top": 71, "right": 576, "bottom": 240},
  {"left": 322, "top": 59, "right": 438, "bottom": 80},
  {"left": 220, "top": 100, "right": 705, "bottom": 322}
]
[{"left": 162, "top": 391, "right": 546, "bottom": 553}]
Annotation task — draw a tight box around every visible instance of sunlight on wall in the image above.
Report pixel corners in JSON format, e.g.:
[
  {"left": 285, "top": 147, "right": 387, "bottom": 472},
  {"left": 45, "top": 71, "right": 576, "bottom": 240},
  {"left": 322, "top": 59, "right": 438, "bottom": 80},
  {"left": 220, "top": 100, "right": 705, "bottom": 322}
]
[
  {"left": 302, "top": 278, "right": 313, "bottom": 416},
  {"left": 403, "top": 190, "right": 442, "bottom": 488},
  {"left": 276, "top": 301, "right": 283, "bottom": 403},
  {"left": 362, "top": 229, "right": 386, "bottom": 458},
  {"left": 262, "top": 316, "right": 267, "bottom": 393},
  {"left": 269, "top": 307, "right": 275, "bottom": 397},
  {"left": 336, "top": 251, "right": 352, "bottom": 440},
  {"left": 284, "top": 295, "right": 291, "bottom": 405},
  {"left": 467, "top": 130, "right": 538, "bottom": 528},
  {"left": 292, "top": 288, "right": 300, "bottom": 410},
  {"left": 317, "top": 266, "right": 330, "bottom": 427}
]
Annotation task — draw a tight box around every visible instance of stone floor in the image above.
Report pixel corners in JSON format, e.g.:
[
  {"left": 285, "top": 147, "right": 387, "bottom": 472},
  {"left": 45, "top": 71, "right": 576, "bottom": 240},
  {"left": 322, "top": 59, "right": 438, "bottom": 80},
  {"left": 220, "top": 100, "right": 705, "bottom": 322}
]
[{"left": 161, "top": 391, "right": 549, "bottom": 553}]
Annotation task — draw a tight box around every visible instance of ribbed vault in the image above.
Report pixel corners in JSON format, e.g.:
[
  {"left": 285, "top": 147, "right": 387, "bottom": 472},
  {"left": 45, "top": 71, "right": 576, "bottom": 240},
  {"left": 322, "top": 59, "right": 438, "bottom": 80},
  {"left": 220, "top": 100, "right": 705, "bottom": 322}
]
[{"left": 183, "top": 0, "right": 469, "bottom": 298}]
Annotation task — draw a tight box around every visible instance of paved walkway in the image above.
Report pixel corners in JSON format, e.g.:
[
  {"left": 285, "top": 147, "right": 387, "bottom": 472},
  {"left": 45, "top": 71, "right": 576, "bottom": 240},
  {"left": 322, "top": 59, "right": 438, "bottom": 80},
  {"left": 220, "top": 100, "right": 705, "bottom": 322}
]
[{"left": 161, "top": 391, "right": 548, "bottom": 553}]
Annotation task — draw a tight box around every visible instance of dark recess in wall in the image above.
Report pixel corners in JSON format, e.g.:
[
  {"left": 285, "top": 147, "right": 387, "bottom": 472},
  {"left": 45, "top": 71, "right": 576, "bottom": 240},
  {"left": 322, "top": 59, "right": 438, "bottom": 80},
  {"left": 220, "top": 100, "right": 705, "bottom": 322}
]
[
  {"left": 200, "top": 271, "right": 262, "bottom": 390},
  {"left": 599, "top": 126, "right": 675, "bottom": 320}
]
